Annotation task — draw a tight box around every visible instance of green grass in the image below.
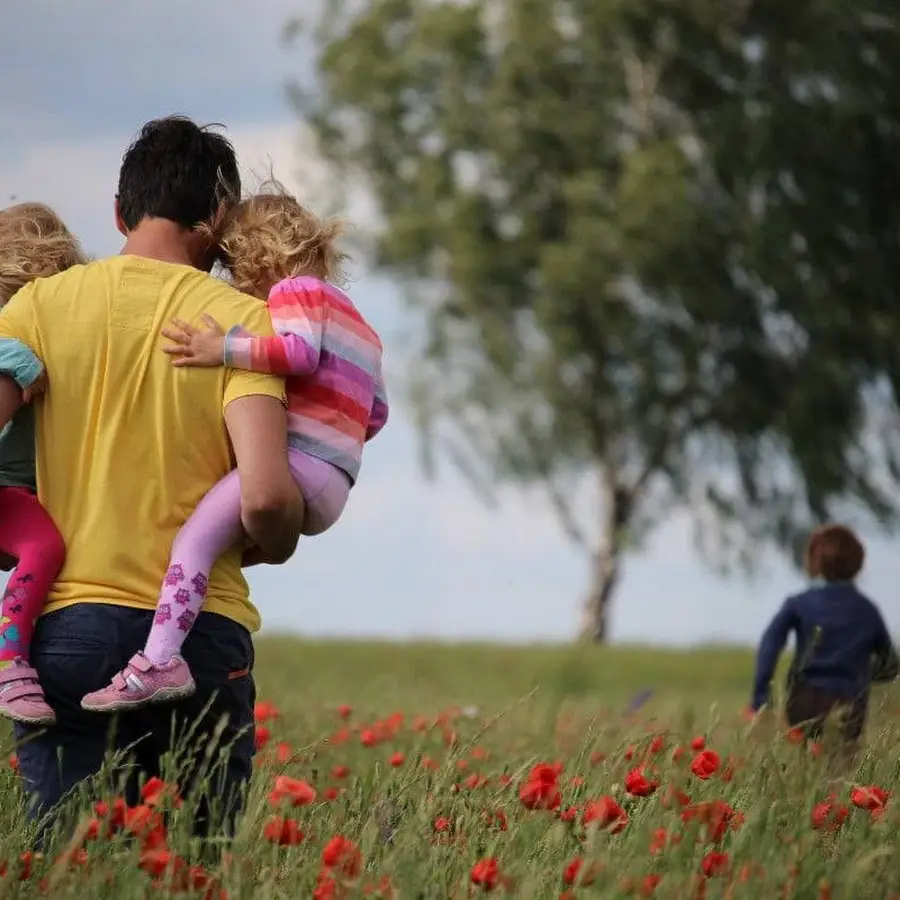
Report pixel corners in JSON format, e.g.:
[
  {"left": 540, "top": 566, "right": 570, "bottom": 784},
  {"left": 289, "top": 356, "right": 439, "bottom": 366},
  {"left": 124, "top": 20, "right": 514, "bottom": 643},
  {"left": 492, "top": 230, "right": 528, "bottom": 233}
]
[{"left": 2, "top": 639, "right": 900, "bottom": 898}]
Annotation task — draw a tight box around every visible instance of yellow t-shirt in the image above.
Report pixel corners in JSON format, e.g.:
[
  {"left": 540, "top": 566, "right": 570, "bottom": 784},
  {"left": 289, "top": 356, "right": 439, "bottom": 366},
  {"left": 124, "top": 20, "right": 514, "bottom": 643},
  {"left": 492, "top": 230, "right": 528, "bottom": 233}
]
[{"left": 0, "top": 256, "right": 286, "bottom": 633}]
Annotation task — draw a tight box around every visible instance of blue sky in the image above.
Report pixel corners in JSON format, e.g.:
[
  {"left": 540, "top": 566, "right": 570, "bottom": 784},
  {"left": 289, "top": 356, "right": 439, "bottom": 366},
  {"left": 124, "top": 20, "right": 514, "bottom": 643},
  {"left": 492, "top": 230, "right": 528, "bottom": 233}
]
[{"left": 2, "top": 0, "right": 899, "bottom": 645}]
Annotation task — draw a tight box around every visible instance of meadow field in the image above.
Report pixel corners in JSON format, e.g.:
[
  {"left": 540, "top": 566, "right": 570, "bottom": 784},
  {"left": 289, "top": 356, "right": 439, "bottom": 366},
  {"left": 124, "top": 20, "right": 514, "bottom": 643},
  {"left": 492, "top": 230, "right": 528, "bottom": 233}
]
[{"left": 0, "top": 639, "right": 899, "bottom": 898}]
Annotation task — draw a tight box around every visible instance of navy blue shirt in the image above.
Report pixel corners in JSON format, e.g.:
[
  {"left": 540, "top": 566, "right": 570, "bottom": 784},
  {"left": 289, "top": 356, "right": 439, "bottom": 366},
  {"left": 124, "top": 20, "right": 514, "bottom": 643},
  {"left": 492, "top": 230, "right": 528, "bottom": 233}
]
[{"left": 751, "top": 582, "right": 898, "bottom": 710}]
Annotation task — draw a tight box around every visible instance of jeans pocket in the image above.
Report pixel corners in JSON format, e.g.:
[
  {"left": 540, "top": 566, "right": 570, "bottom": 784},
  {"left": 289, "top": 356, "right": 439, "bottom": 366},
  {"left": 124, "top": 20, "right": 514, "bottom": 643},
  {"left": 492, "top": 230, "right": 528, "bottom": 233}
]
[
  {"left": 31, "top": 609, "right": 119, "bottom": 705},
  {"left": 33, "top": 635, "right": 113, "bottom": 711},
  {"left": 183, "top": 613, "right": 254, "bottom": 684}
]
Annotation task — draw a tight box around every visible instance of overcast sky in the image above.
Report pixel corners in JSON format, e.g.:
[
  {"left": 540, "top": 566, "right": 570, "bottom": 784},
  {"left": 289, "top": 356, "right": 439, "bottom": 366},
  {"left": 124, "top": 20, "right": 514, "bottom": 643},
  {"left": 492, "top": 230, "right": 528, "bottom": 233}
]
[{"left": 2, "top": 0, "right": 899, "bottom": 645}]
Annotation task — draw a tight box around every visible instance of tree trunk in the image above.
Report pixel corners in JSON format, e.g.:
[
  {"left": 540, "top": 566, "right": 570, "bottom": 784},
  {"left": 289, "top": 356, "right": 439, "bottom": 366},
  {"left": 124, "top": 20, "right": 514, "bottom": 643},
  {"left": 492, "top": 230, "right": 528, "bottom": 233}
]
[
  {"left": 579, "top": 544, "right": 621, "bottom": 642},
  {"left": 578, "top": 479, "right": 631, "bottom": 643}
]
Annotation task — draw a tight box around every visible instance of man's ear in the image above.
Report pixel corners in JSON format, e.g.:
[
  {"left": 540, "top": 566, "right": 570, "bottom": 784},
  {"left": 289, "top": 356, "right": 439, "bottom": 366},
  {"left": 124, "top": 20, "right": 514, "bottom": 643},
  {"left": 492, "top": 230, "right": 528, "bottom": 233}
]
[{"left": 114, "top": 197, "right": 128, "bottom": 236}]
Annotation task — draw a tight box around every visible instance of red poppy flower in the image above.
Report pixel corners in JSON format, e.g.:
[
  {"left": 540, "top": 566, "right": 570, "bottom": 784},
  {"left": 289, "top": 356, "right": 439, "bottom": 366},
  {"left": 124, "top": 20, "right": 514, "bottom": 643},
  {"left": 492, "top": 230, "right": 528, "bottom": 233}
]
[
  {"left": 583, "top": 796, "right": 628, "bottom": 833},
  {"left": 141, "top": 776, "right": 182, "bottom": 809},
  {"left": 701, "top": 851, "right": 730, "bottom": 877},
  {"left": 624, "top": 766, "right": 659, "bottom": 797},
  {"left": 811, "top": 798, "right": 849, "bottom": 832},
  {"left": 360, "top": 729, "right": 379, "bottom": 748},
  {"left": 562, "top": 858, "right": 603, "bottom": 886},
  {"left": 263, "top": 815, "right": 304, "bottom": 846},
  {"left": 124, "top": 804, "right": 166, "bottom": 848},
  {"left": 254, "top": 701, "right": 280, "bottom": 724},
  {"left": 313, "top": 869, "right": 341, "bottom": 900},
  {"left": 519, "top": 763, "right": 563, "bottom": 811},
  {"left": 322, "top": 836, "right": 363, "bottom": 878},
  {"left": 254, "top": 726, "right": 271, "bottom": 751},
  {"left": 681, "top": 801, "right": 742, "bottom": 843},
  {"left": 471, "top": 858, "right": 501, "bottom": 891},
  {"left": 275, "top": 742, "right": 293, "bottom": 763},
  {"left": 689, "top": 750, "right": 720, "bottom": 780},
  {"left": 269, "top": 776, "right": 317, "bottom": 807},
  {"left": 850, "top": 785, "right": 889, "bottom": 812}
]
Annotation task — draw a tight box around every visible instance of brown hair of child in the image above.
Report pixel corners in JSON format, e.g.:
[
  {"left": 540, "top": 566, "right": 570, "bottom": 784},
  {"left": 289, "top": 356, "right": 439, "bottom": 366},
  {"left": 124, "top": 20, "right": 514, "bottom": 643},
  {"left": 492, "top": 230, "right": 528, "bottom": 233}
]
[
  {"left": 804, "top": 524, "right": 865, "bottom": 583},
  {"left": 208, "top": 180, "right": 349, "bottom": 299},
  {"left": 0, "top": 203, "right": 86, "bottom": 304}
]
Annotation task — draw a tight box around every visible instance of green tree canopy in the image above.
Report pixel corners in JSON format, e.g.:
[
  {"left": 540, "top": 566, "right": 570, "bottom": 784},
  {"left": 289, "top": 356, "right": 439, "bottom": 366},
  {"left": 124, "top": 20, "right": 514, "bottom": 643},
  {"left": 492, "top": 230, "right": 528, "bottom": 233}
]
[{"left": 292, "top": 0, "right": 900, "bottom": 639}]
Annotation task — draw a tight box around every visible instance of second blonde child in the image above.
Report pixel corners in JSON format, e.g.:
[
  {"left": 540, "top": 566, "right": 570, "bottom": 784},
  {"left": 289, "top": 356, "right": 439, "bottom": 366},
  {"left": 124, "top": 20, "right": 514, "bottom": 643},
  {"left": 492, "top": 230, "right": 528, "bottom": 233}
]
[{"left": 0, "top": 204, "right": 83, "bottom": 724}]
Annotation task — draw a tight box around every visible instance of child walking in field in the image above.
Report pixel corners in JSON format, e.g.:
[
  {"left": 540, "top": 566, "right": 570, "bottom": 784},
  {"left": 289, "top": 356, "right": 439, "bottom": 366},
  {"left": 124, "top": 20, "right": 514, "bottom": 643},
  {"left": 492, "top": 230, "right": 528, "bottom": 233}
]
[
  {"left": 0, "top": 204, "right": 83, "bottom": 724},
  {"left": 749, "top": 524, "right": 899, "bottom": 746},
  {"left": 82, "top": 185, "right": 388, "bottom": 712}
]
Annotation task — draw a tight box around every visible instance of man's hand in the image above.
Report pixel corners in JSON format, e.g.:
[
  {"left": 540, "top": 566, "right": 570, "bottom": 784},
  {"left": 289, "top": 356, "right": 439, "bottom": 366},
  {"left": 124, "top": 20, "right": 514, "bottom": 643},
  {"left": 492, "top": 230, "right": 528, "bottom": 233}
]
[
  {"left": 162, "top": 316, "right": 226, "bottom": 367},
  {"left": 242, "top": 545, "right": 292, "bottom": 568}
]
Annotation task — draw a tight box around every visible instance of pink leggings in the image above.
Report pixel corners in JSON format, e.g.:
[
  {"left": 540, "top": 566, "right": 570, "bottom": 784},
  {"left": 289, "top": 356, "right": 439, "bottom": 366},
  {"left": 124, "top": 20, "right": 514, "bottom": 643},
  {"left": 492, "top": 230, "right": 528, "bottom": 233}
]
[
  {"left": 143, "top": 450, "right": 350, "bottom": 664},
  {"left": 0, "top": 487, "right": 66, "bottom": 666}
]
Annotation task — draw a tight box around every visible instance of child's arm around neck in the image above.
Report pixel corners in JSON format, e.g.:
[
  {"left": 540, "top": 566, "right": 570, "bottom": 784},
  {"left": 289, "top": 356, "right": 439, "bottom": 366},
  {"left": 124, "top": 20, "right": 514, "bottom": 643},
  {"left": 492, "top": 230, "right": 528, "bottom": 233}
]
[{"left": 223, "top": 276, "right": 326, "bottom": 377}]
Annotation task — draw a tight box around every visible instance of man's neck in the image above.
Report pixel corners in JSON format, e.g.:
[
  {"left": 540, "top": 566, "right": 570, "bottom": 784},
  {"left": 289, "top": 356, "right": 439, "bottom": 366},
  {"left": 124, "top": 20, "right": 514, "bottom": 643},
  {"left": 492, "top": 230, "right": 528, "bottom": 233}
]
[{"left": 119, "top": 218, "right": 210, "bottom": 270}]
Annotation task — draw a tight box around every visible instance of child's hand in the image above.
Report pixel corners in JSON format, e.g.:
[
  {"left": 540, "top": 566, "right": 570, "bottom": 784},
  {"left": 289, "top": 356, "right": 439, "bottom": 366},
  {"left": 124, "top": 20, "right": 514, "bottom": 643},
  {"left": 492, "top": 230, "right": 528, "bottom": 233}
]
[
  {"left": 162, "top": 315, "right": 226, "bottom": 367},
  {"left": 22, "top": 371, "right": 48, "bottom": 403}
]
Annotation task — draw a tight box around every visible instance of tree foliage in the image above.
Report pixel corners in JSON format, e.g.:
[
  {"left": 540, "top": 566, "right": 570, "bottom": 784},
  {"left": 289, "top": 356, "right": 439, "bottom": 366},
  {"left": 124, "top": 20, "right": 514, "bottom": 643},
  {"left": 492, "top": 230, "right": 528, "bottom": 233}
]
[{"left": 292, "top": 0, "right": 900, "bottom": 639}]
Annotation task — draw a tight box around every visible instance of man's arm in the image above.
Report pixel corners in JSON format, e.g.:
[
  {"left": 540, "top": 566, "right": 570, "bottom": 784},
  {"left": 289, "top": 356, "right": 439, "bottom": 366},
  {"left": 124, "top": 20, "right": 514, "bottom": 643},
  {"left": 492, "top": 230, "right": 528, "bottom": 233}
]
[
  {"left": 750, "top": 599, "right": 796, "bottom": 711},
  {"left": 224, "top": 395, "right": 304, "bottom": 564}
]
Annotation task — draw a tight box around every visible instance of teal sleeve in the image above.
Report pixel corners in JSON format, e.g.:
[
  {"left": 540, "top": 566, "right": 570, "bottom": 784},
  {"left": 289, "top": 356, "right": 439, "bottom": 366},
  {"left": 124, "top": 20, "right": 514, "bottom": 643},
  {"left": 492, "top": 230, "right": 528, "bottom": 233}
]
[{"left": 0, "top": 339, "right": 44, "bottom": 389}]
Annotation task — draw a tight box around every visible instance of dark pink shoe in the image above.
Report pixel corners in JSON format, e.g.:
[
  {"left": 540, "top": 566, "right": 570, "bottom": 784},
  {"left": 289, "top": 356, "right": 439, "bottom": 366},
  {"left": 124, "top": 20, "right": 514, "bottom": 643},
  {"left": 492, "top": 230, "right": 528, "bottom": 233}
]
[
  {"left": 0, "top": 658, "right": 56, "bottom": 725},
  {"left": 81, "top": 652, "right": 196, "bottom": 713}
]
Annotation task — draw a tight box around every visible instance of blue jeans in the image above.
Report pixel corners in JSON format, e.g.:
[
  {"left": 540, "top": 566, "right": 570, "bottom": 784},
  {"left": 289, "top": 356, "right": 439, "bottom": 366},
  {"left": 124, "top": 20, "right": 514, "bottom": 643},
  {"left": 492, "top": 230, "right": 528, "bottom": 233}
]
[{"left": 14, "top": 604, "right": 256, "bottom": 841}]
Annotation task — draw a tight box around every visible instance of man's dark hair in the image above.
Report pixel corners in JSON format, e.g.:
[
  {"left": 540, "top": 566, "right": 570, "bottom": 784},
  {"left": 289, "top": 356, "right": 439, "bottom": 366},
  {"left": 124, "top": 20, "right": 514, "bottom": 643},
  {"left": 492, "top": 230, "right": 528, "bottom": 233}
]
[{"left": 116, "top": 116, "right": 240, "bottom": 231}]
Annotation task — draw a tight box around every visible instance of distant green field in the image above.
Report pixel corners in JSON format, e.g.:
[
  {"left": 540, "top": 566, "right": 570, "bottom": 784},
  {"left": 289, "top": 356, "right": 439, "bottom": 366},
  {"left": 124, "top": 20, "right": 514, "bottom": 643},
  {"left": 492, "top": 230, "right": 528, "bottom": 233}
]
[
  {"left": 1, "top": 640, "right": 899, "bottom": 898},
  {"left": 255, "top": 639, "right": 759, "bottom": 720}
]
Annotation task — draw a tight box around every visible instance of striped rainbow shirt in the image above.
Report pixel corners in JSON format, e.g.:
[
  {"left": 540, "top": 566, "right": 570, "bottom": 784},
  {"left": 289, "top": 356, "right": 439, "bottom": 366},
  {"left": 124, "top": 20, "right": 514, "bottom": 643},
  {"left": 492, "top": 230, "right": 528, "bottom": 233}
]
[{"left": 223, "top": 275, "right": 388, "bottom": 482}]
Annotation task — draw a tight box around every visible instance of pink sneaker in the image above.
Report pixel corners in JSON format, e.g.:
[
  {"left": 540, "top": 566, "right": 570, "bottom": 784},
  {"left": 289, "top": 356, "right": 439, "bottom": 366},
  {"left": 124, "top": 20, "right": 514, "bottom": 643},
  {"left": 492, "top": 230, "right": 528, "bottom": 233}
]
[
  {"left": 0, "top": 658, "right": 56, "bottom": 725},
  {"left": 80, "top": 653, "right": 196, "bottom": 713}
]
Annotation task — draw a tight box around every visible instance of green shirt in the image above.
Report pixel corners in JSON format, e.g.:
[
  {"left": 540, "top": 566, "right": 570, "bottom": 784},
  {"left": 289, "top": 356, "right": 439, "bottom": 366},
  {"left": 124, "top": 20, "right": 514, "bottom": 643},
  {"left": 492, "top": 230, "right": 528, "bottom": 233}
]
[
  {"left": 0, "top": 337, "right": 44, "bottom": 493},
  {"left": 0, "top": 403, "right": 36, "bottom": 491}
]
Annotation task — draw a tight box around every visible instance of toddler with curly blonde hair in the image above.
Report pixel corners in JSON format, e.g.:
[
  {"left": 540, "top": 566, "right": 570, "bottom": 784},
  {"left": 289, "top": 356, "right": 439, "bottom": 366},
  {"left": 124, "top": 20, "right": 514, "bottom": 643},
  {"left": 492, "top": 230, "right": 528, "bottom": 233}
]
[
  {"left": 82, "top": 185, "right": 388, "bottom": 712},
  {"left": 0, "top": 203, "right": 84, "bottom": 724}
]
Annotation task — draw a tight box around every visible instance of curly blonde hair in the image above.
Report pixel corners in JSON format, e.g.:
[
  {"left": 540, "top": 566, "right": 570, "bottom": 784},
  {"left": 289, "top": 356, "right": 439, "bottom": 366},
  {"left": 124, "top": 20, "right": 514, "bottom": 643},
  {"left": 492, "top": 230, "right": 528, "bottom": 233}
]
[
  {"left": 209, "top": 182, "right": 349, "bottom": 298},
  {"left": 0, "top": 203, "right": 86, "bottom": 304}
]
